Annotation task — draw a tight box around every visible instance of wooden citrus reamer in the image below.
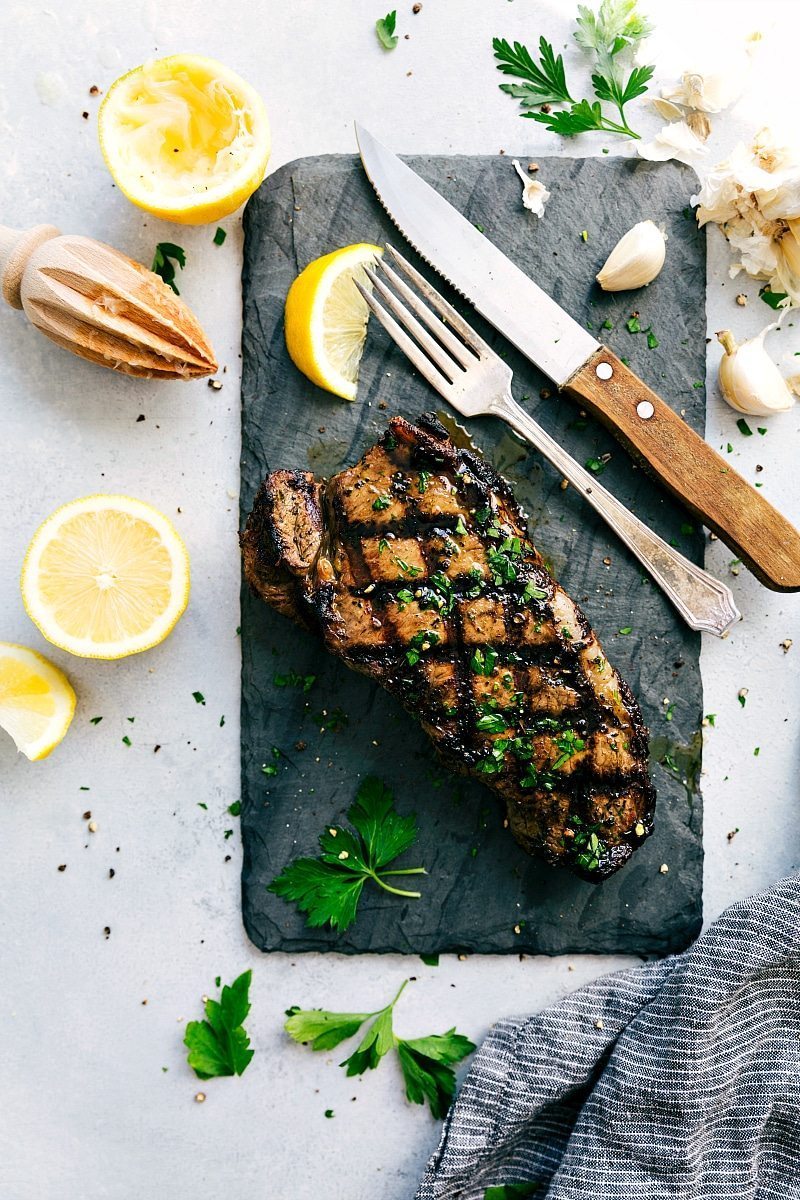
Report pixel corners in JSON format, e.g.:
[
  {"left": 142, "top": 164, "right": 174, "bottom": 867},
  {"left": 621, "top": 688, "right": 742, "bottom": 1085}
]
[{"left": 0, "top": 223, "right": 216, "bottom": 379}]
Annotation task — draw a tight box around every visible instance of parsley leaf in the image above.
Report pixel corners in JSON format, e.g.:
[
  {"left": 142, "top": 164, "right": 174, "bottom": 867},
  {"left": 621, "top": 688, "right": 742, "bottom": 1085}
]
[
  {"left": 184, "top": 971, "right": 254, "bottom": 1079},
  {"left": 285, "top": 980, "right": 475, "bottom": 1118},
  {"left": 498, "top": 2, "right": 653, "bottom": 141},
  {"left": 493, "top": 36, "right": 573, "bottom": 106},
  {"left": 484, "top": 1186, "right": 540, "bottom": 1199},
  {"left": 376, "top": 9, "right": 398, "bottom": 50},
  {"left": 268, "top": 778, "right": 426, "bottom": 931},
  {"left": 151, "top": 242, "right": 186, "bottom": 295},
  {"left": 213, "top": 227, "right": 227, "bottom": 246}
]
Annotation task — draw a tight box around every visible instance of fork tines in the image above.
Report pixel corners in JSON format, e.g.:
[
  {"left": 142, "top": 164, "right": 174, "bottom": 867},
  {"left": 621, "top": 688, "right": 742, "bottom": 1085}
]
[{"left": 356, "top": 245, "right": 492, "bottom": 399}]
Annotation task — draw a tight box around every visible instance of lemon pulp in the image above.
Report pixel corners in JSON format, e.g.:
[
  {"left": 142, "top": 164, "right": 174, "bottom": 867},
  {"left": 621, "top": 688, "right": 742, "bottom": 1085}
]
[
  {"left": 22, "top": 496, "right": 190, "bottom": 660},
  {"left": 0, "top": 643, "right": 76, "bottom": 761},
  {"left": 284, "top": 244, "right": 383, "bottom": 401},
  {"left": 99, "top": 55, "right": 270, "bottom": 224}
]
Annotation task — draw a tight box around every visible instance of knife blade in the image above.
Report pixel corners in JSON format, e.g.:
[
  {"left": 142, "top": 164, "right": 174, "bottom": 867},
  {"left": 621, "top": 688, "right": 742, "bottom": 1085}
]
[
  {"left": 355, "top": 123, "right": 598, "bottom": 386},
  {"left": 355, "top": 122, "right": 800, "bottom": 592}
]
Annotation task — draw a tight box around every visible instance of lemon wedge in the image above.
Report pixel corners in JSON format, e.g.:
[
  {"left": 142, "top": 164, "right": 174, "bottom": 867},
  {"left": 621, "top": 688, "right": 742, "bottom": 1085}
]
[
  {"left": 21, "top": 496, "right": 190, "bottom": 660},
  {"left": 98, "top": 54, "right": 270, "bottom": 224},
  {"left": 0, "top": 643, "right": 76, "bottom": 761},
  {"left": 284, "top": 243, "right": 383, "bottom": 401}
]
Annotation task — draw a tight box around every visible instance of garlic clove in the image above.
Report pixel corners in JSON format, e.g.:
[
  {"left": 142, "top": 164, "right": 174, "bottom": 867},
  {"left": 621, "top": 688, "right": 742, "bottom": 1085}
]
[
  {"left": 511, "top": 159, "right": 550, "bottom": 218},
  {"left": 716, "top": 325, "right": 795, "bottom": 416},
  {"left": 596, "top": 221, "right": 667, "bottom": 292}
]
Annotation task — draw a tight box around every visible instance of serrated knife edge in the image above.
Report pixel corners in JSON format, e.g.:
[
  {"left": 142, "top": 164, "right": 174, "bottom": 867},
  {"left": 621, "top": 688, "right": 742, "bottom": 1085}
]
[{"left": 354, "top": 122, "right": 599, "bottom": 387}]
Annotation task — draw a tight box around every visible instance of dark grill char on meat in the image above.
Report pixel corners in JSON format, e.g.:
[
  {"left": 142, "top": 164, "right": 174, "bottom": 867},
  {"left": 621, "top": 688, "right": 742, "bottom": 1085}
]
[{"left": 241, "top": 414, "right": 655, "bottom": 881}]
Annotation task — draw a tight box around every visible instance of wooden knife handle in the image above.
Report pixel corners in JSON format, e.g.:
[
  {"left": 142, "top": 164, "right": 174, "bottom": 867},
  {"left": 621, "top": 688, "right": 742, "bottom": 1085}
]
[{"left": 563, "top": 347, "right": 800, "bottom": 592}]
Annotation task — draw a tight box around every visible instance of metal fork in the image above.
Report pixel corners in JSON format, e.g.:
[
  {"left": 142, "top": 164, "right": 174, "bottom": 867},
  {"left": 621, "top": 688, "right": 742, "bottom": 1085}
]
[{"left": 356, "top": 245, "right": 740, "bottom": 638}]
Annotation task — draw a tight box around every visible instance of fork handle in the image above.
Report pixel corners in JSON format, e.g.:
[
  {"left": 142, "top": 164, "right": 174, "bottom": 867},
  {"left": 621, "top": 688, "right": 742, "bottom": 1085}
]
[{"left": 492, "top": 393, "right": 740, "bottom": 637}]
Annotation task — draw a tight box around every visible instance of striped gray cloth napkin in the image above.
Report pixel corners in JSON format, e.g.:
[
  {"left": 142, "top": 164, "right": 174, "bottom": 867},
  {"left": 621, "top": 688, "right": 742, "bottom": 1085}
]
[{"left": 416, "top": 875, "right": 800, "bottom": 1199}]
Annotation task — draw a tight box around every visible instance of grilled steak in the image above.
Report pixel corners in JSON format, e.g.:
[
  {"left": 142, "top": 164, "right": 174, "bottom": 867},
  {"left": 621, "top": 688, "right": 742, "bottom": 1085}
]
[{"left": 242, "top": 414, "right": 654, "bottom": 880}]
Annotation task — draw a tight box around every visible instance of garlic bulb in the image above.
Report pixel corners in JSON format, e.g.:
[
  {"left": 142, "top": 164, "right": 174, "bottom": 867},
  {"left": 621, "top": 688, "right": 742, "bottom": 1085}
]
[
  {"left": 716, "top": 324, "right": 795, "bottom": 416},
  {"left": 596, "top": 221, "right": 666, "bottom": 292},
  {"left": 511, "top": 159, "right": 550, "bottom": 218}
]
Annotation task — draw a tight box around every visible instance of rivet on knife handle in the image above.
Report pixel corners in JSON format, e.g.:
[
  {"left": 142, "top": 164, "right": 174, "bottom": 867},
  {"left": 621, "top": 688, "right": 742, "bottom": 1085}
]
[{"left": 567, "top": 349, "right": 800, "bottom": 592}]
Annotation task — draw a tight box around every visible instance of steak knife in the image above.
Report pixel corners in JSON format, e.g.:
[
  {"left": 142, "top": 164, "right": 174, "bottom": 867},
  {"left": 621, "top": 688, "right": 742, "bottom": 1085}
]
[{"left": 355, "top": 123, "right": 800, "bottom": 593}]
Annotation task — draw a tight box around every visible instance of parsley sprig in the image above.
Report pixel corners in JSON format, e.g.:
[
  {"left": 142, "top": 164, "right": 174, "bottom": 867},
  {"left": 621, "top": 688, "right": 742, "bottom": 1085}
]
[
  {"left": 184, "top": 971, "right": 254, "bottom": 1079},
  {"left": 268, "top": 778, "right": 426, "bottom": 931},
  {"left": 285, "top": 980, "right": 475, "bottom": 1118},
  {"left": 494, "top": 0, "right": 654, "bottom": 141}
]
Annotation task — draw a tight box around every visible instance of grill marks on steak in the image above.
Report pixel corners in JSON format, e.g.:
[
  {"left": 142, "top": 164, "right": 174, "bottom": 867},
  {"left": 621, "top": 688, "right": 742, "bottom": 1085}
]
[{"left": 241, "top": 413, "right": 655, "bottom": 880}]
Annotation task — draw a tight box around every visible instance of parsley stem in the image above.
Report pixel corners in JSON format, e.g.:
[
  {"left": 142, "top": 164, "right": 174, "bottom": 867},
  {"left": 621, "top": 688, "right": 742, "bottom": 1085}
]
[
  {"left": 380, "top": 867, "right": 428, "bottom": 876},
  {"left": 371, "top": 871, "right": 423, "bottom": 899}
]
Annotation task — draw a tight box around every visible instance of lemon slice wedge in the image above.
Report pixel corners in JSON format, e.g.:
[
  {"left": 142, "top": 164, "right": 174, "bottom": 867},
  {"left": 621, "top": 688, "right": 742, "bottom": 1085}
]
[
  {"left": 0, "top": 643, "right": 76, "bottom": 761},
  {"left": 98, "top": 54, "right": 270, "bottom": 224},
  {"left": 284, "top": 243, "right": 383, "bottom": 401},
  {"left": 21, "top": 496, "right": 190, "bottom": 660}
]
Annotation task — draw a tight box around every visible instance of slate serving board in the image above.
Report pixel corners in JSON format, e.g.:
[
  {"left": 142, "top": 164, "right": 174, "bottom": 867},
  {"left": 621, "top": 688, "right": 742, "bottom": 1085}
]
[{"left": 240, "top": 154, "right": 704, "bottom": 957}]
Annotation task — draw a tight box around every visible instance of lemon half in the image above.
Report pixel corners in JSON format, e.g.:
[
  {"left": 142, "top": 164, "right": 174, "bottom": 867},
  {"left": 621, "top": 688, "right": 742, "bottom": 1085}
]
[
  {"left": 21, "top": 496, "right": 190, "bottom": 660},
  {"left": 99, "top": 54, "right": 270, "bottom": 224},
  {"left": 284, "top": 243, "right": 383, "bottom": 401},
  {"left": 0, "top": 643, "right": 76, "bottom": 761}
]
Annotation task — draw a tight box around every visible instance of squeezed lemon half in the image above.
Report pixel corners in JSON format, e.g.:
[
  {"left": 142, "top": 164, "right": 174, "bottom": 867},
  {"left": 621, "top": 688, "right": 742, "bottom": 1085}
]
[
  {"left": 284, "top": 243, "right": 383, "bottom": 401},
  {"left": 21, "top": 495, "right": 190, "bottom": 660},
  {"left": 0, "top": 643, "right": 76, "bottom": 761},
  {"left": 99, "top": 54, "right": 270, "bottom": 224}
]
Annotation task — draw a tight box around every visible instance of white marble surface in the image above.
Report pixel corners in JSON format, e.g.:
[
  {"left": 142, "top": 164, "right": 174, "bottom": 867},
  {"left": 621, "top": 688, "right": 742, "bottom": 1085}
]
[{"left": 1, "top": 2, "right": 798, "bottom": 1197}]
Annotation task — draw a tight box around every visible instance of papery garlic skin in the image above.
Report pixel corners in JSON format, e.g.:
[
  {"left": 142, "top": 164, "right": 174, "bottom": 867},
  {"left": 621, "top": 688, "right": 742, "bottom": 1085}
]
[
  {"left": 716, "top": 325, "right": 795, "bottom": 416},
  {"left": 638, "top": 120, "right": 709, "bottom": 166},
  {"left": 596, "top": 221, "right": 666, "bottom": 292},
  {"left": 693, "top": 129, "right": 800, "bottom": 304},
  {"left": 511, "top": 159, "right": 550, "bottom": 218}
]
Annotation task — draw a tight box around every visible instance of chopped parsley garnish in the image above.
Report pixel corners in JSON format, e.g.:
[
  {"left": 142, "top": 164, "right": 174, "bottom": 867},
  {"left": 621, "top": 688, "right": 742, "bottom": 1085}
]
[
  {"left": 268, "top": 777, "right": 426, "bottom": 931},
  {"left": 704, "top": 713, "right": 717, "bottom": 726},
  {"left": 184, "top": 971, "right": 254, "bottom": 1079},
  {"left": 285, "top": 978, "right": 474, "bottom": 1118},
  {"left": 395, "top": 556, "right": 422, "bottom": 577},
  {"left": 89, "top": 716, "right": 103, "bottom": 725},
  {"left": 618, "top": 626, "right": 632, "bottom": 635},
  {"left": 552, "top": 729, "right": 585, "bottom": 770},
  {"left": 417, "top": 470, "right": 432, "bottom": 493},
  {"left": 736, "top": 418, "right": 753, "bottom": 437},
  {"left": 522, "top": 580, "right": 547, "bottom": 604},
  {"left": 372, "top": 495, "right": 391, "bottom": 511},
  {"left": 375, "top": 9, "right": 399, "bottom": 50},
  {"left": 626, "top": 315, "right": 641, "bottom": 333},
  {"left": 646, "top": 328, "right": 659, "bottom": 349},
  {"left": 151, "top": 242, "right": 186, "bottom": 295},
  {"left": 454, "top": 515, "right": 469, "bottom": 537},
  {"left": 228, "top": 801, "right": 242, "bottom": 816},
  {"left": 476, "top": 712, "right": 512, "bottom": 734},
  {"left": 378, "top": 537, "right": 390, "bottom": 553},
  {"left": 418, "top": 571, "right": 455, "bottom": 615},
  {"left": 122, "top": 735, "right": 132, "bottom": 747},
  {"left": 273, "top": 670, "right": 316, "bottom": 692},
  {"left": 406, "top": 629, "right": 440, "bottom": 666},
  {"left": 585, "top": 456, "right": 605, "bottom": 474},
  {"left": 262, "top": 747, "right": 281, "bottom": 776},
  {"left": 213, "top": 227, "right": 227, "bottom": 246},
  {"left": 471, "top": 647, "right": 499, "bottom": 675},
  {"left": 760, "top": 285, "right": 789, "bottom": 310},
  {"left": 192, "top": 691, "right": 206, "bottom": 705},
  {"left": 568, "top": 816, "right": 607, "bottom": 872},
  {"left": 313, "top": 707, "right": 349, "bottom": 733},
  {"left": 396, "top": 588, "right": 414, "bottom": 609},
  {"left": 487, "top": 537, "right": 523, "bottom": 585}
]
